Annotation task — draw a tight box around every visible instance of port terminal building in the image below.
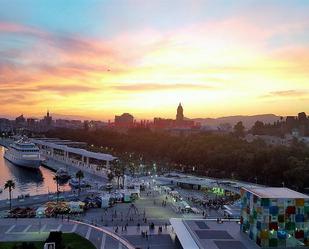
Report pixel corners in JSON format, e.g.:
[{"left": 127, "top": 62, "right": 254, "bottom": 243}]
[{"left": 31, "top": 138, "right": 117, "bottom": 178}]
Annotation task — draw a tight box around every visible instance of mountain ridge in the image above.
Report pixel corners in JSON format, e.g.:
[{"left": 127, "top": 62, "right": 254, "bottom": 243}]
[{"left": 191, "top": 114, "right": 282, "bottom": 128}]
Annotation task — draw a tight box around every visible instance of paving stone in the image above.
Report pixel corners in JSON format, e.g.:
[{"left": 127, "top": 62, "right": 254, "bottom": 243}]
[
  {"left": 75, "top": 224, "right": 89, "bottom": 237},
  {"left": 89, "top": 228, "right": 102, "bottom": 248},
  {"left": 105, "top": 236, "right": 119, "bottom": 249},
  {"left": 10, "top": 225, "right": 28, "bottom": 233}
]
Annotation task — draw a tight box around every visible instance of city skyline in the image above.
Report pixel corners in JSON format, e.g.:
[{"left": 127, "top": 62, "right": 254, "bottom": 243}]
[{"left": 1, "top": 0, "right": 309, "bottom": 119}]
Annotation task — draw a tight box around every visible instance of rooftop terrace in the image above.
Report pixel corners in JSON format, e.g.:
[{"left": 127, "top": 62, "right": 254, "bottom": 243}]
[
  {"left": 170, "top": 218, "right": 261, "bottom": 249},
  {"left": 243, "top": 187, "right": 309, "bottom": 199}
]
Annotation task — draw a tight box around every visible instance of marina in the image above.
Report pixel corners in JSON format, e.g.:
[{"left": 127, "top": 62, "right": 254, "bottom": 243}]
[
  {"left": 0, "top": 145, "right": 70, "bottom": 200},
  {"left": 31, "top": 138, "right": 117, "bottom": 180},
  {"left": 0, "top": 137, "right": 114, "bottom": 201},
  {"left": 4, "top": 138, "right": 42, "bottom": 169}
]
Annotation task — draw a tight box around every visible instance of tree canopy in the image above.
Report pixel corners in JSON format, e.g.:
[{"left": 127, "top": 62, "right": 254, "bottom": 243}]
[{"left": 45, "top": 128, "right": 309, "bottom": 192}]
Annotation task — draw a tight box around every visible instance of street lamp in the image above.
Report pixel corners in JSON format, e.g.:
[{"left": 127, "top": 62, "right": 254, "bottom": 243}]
[{"left": 38, "top": 210, "right": 43, "bottom": 234}]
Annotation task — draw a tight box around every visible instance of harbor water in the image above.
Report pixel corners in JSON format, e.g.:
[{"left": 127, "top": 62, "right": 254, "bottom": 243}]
[{"left": 0, "top": 146, "right": 70, "bottom": 200}]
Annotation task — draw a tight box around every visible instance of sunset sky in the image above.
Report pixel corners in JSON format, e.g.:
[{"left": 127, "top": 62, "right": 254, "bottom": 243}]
[{"left": 0, "top": 0, "right": 309, "bottom": 120}]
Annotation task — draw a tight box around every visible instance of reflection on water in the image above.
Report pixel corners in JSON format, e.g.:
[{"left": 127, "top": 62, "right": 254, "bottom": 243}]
[{"left": 0, "top": 146, "right": 70, "bottom": 200}]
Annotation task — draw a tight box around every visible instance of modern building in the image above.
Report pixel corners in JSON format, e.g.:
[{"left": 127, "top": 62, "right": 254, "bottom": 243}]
[
  {"left": 170, "top": 218, "right": 261, "bottom": 249},
  {"left": 114, "top": 113, "right": 134, "bottom": 127},
  {"left": 54, "top": 119, "right": 83, "bottom": 129},
  {"left": 15, "top": 114, "right": 26, "bottom": 127},
  {"left": 87, "top": 120, "right": 107, "bottom": 130},
  {"left": 31, "top": 138, "right": 117, "bottom": 179},
  {"left": 26, "top": 118, "right": 39, "bottom": 131},
  {"left": 240, "top": 187, "right": 309, "bottom": 248},
  {"left": 41, "top": 110, "right": 53, "bottom": 129},
  {"left": 0, "top": 118, "right": 12, "bottom": 132},
  {"left": 298, "top": 112, "right": 307, "bottom": 123}
]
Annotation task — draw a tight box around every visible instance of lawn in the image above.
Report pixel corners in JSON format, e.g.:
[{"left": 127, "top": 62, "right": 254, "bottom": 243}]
[
  {"left": 0, "top": 233, "right": 96, "bottom": 249},
  {"left": 0, "top": 241, "right": 44, "bottom": 249},
  {"left": 62, "top": 233, "right": 96, "bottom": 249}
]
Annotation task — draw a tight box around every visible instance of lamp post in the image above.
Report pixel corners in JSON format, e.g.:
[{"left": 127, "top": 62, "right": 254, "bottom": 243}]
[{"left": 38, "top": 210, "right": 43, "bottom": 234}]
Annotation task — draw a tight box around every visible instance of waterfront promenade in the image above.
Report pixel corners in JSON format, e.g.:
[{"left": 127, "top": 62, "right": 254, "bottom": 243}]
[
  {"left": 0, "top": 137, "right": 109, "bottom": 183},
  {"left": 0, "top": 191, "right": 87, "bottom": 212},
  {"left": 42, "top": 157, "right": 108, "bottom": 183}
]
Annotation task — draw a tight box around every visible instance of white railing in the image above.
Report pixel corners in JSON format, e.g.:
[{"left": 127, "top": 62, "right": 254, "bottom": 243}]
[
  {"left": 70, "top": 220, "right": 135, "bottom": 249},
  {"left": 42, "top": 151, "right": 109, "bottom": 178}
]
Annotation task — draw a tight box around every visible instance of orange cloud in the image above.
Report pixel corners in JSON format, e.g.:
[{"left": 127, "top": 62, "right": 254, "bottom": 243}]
[
  {"left": 112, "top": 83, "right": 215, "bottom": 91},
  {"left": 261, "top": 90, "right": 309, "bottom": 99},
  {"left": 0, "top": 17, "right": 309, "bottom": 119}
]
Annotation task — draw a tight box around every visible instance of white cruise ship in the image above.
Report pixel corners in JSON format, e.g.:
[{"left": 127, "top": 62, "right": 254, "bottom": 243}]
[{"left": 4, "top": 139, "right": 42, "bottom": 169}]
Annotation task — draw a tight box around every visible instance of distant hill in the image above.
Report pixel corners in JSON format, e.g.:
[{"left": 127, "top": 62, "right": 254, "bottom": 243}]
[{"left": 192, "top": 114, "right": 282, "bottom": 129}]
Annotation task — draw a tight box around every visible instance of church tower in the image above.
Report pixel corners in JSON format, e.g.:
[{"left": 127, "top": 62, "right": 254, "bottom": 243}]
[{"left": 176, "top": 103, "right": 184, "bottom": 121}]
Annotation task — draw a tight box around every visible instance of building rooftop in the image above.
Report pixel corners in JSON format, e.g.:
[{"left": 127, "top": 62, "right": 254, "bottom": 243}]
[
  {"left": 157, "top": 173, "right": 263, "bottom": 194},
  {"left": 170, "top": 218, "right": 261, "bottom": 249},
  {"left": 31, "top": 139, "right": 117, "bottom": 161},
  {"left": 243, "top": 187, "right": 309, "bottom": 199}
]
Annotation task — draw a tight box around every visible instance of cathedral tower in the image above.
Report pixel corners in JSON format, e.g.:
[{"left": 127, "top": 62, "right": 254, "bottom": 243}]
[{"left": 176, "top": 103, "right": 184, "bottom": 121}]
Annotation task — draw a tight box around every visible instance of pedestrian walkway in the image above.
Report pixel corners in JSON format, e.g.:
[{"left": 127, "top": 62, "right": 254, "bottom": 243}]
[
  {"left": 0, "top": 190, "right": 93, "bottom": 212},
  {"left": 0, "top": 218, "right": 135, "bottom": 249}
]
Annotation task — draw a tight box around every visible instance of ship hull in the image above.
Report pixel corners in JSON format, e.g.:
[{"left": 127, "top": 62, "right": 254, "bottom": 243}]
[{"left": 4, "top": 151, "right": 41, "bottom": 169}]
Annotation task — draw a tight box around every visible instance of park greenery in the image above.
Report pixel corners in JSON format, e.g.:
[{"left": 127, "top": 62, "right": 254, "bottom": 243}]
[
  {"left": 45, "top": 127, "right": 309, "bottom": 192},
  {"left": 0, "top": 232, "right": 96, "bottom": 249}
]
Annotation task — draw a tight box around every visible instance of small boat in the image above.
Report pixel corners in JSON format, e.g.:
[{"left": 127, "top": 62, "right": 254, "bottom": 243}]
[
  {"left": 56, "top": 168, "right": 70, "bottom": 180},
  {"left": 69, "top": 178, "right": 87, "bottom": 188}
]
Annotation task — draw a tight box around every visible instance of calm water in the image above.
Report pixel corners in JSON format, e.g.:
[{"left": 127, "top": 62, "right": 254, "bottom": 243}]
[{"left": 0, "top": 146, "right": 70, "bottom": 200}]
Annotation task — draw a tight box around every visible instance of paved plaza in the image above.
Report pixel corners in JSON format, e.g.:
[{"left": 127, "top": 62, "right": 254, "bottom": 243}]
[
  {"left": 171, "top": 219, "right": 261, "bottom": 249},
  {"left": 79, "top": 189, "right": 220, "bottom": 229},
  {"left": 0, "top": 173, "right": 230, "bottom": 249}
]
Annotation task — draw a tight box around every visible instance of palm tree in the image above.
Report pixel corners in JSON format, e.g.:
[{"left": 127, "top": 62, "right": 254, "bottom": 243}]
[
  {"left": 114, "top": 169, "right": 121, "bottom": 189},
  {"left": 76, "top": 170, "right": 84, "bottom": 196},
  {"left": 129, "top": 162, "right": 137, "bottom": 178},
  {"left": 115, "top": 159, "right": 127, "bottom": 189},
  {"left": 4, "top": 180, "right": 15, "bottom": 211},
  {"left": 53, "top": 175, "right": 60, "bottom": 203}
]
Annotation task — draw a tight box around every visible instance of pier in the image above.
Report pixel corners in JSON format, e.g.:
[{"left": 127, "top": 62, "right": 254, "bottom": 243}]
[{"left": 31, "top": 138, "right": 117, "bottom": 180}]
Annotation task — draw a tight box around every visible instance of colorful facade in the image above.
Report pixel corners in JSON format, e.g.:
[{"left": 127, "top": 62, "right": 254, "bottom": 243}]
[{"left": 240, "top": 187, "right": 309, "bottom": 248}]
